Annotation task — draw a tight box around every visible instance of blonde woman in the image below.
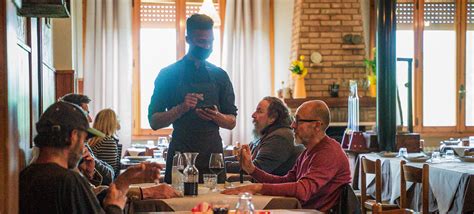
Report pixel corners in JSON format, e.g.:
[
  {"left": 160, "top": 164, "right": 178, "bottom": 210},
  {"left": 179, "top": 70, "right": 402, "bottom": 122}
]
[{"left": 89, "top": 108, "right": 121, "bottom": 177}]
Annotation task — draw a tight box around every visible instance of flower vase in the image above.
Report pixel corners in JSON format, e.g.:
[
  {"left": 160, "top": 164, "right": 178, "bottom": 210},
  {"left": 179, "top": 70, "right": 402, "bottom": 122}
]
[
  {"left": 293, "top": 76, "right": 307, "bottom": 99},
  {"left": 368, "top": 75, "right": 376, "bottom": 97}
]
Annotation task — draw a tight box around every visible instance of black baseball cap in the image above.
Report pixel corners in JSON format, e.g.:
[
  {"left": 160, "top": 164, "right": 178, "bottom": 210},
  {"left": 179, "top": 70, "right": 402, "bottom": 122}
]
[{"left": 36, "top": 101, "right": 105, "bottom": 139}]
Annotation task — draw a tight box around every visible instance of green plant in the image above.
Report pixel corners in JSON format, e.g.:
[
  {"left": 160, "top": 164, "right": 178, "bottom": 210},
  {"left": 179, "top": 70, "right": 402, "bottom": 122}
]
[{"left": 364, "top": 48, "right": 376, "bottom": 76}]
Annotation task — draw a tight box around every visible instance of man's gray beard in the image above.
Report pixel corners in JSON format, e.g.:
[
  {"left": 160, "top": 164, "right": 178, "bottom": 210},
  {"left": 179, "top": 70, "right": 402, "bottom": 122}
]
[{"left": 252, "top": 127, "right": 262, "bottom": 140}]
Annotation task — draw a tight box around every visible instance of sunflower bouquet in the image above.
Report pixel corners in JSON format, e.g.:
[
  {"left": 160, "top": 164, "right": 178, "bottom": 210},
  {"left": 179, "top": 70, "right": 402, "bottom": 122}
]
[{"left": 289, "top": 55, "right": 308, "bottom": 78}]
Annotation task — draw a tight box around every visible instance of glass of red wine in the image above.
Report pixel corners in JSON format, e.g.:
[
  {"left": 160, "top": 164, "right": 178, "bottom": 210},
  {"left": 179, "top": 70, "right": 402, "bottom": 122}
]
[{"left": 209, "top": 153, "right": 225, "bottom": 191}]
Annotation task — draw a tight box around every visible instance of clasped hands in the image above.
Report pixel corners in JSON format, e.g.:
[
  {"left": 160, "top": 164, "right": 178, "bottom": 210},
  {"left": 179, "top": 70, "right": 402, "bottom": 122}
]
[{"left": 180, "top": 93, "right": 219, "bottom": 121}]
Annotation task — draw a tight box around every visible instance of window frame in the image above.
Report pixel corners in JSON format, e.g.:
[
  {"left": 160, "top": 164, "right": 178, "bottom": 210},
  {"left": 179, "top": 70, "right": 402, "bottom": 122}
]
[
  {"left": 132, "top": 0, "right": 227, "bottom": 139},
  {"left": 370, "top": 0, "right": 474, "bottom": 137}
]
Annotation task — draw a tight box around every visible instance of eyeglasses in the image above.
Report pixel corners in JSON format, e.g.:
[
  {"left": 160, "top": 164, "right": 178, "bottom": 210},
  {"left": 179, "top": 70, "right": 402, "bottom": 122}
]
[{"left": 293, "top": 117, "right": 322, "bottom": 125}]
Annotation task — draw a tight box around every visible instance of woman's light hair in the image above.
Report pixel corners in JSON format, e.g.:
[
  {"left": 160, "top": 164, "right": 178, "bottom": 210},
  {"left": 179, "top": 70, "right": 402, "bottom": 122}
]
[{"left": 88, "top": 108, "right": 119, "bottom": 146}]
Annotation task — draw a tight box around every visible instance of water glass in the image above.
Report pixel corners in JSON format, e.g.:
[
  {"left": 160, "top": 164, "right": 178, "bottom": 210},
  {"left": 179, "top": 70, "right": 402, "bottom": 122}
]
[
  {"left": 153, "top": 150, "right": 162, "bottom": 159},
  {"left": 431, "top": 151, "right": 441, "bottom": 163},
  {"left": 398, "top": 147, "right": 408, "bottom": 157},
  {"left": 203, "top": 174, "right": 217, "bottom": 191},
  {"left": 445, "top": 149, "right": 455, "bottom": 160}
]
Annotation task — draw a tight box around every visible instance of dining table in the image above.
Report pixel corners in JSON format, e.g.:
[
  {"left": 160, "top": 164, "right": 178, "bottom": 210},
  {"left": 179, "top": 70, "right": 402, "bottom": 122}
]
[
  {"left": 353, "top": 152, "right": 474, "bottom": 213},
  {"left": 126, "top": 184, "right": 303, "bottom": 214},
  {"left": 135, "top": 210, "right": 323, "bottom": 214}
]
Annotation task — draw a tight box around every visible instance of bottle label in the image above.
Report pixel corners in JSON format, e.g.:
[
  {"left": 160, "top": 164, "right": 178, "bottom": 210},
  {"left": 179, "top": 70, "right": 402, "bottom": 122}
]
[{"left": 184, "top": 182, "right": 198, "bottom": 195}]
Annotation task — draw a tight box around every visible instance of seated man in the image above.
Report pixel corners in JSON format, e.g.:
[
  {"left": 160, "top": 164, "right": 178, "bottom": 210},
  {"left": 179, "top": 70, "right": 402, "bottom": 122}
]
[
  {"left": 226, "top": 97, "right": 304, "bottom": 176},
  {"left": 222, "top": 100, "right": 351, "bottom": 212},
  {"left": 61, "top": 93, "right": 115, "bottom": 185},
  {"left": 20, "top": 101, "right": 180, "bottom": 214}
]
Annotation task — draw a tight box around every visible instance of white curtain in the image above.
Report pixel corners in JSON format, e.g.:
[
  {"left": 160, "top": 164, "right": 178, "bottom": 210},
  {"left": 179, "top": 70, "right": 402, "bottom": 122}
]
[
  {"left": 84, "top": 0, "right": 133, "bottom": 152},
  {"left": 222, "top": 0, "right": 272, "bottom": 145}
]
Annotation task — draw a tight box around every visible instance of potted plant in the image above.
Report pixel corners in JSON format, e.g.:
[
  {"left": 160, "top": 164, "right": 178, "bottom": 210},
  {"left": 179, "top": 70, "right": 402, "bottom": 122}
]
[{"left": 364, "top": 48, "right": 377, "bottom": 97}]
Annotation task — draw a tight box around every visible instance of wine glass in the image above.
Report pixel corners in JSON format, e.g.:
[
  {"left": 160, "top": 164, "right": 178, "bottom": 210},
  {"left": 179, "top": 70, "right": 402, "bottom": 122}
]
[
  {"left": 209, "top": 153, "right": 225, "bottom": 191},
  {"left": 177, "top": 153, "right": 186, "bottom": 175}
]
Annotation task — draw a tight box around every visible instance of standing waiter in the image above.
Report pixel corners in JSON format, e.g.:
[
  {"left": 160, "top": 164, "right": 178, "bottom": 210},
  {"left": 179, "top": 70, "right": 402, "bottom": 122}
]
[{"left": 148, "top": 14, "right": 237, "bottom": 184}]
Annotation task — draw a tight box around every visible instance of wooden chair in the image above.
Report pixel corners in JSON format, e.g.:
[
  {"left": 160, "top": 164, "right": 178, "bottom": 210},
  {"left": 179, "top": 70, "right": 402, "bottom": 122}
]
[
  {"left": 400, "top": 160, "right": 429, "bottom": 214},
  {"left": 360, "top": 156, "right": 399, "bottom": 213},
  {"left": 372, "top": 203, "right": 415, "bottom": 214},
  {"left": 464, "top": 149, "right": 474, "bottom": 156}
]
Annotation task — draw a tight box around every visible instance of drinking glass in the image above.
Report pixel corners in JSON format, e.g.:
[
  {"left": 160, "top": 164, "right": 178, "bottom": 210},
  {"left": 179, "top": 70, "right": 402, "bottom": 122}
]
[
  {"left": 431, "top": 151, "right": 441, "bottom": 163},
  {"left": 398, "top": 147, "right": 408, "bottom": 158},
  {"left": 203, "top": 174, "right": 217, "bottom": 191},
  {"left": 209, "top": 153, "right": 225, "bottom": 185},
  {"left": 445, "top": 149, "right": 455, "bottom": 160}
]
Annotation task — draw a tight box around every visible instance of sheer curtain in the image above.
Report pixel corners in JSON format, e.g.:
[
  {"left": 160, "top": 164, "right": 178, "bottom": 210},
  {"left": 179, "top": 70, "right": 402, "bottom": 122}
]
[
  {"left": 84, "top": 0, "right": 133, "bottom": 152},
  {"left": 221, "top": 0, "right": 272, "bottom": 145}
]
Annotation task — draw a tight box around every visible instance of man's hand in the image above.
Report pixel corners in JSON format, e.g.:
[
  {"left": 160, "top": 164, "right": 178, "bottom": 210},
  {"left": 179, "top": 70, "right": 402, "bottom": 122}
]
[
  {"left": 115, "top": 162, "right": 163, "bottom": 192},
  {"left": 239, "top": 145, "right": 255, "bottom": 174},
  {"left": 195, "top": 105, "right": 219, "bottom": 121},
  {"left": 103, "top": 183, "right": 127, "bottom": 210},
  {"left": 180, "top": 93, "right": 204, "bottom": 112},
  {"left": 221, "top": 184, "right": 263, "bottom": 195},
  {"left": 142, "top": 184, "right": 183, "bottom": 199},
  {"left": 78, "top": 147, "right": 95, "bottom": 180}
]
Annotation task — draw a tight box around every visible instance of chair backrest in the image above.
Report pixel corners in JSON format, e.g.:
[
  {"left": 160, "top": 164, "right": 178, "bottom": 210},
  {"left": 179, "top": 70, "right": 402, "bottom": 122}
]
[
  {"left": 360, "top": 156, "right": 382, "bottom": 213},
  {"left": 330, "top": 184, "right": 361, "bottom": 214},
  {"left": 400, "top": 160, "right": 429, "bottom": 214},
  {"left": 372, "top": 203, "right": 414, "bottom": 214}
]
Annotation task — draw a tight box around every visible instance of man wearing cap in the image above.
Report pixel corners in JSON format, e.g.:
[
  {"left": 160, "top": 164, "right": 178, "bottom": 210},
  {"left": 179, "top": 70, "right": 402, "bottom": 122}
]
[
  {"left": 148, "top": 14, "right": 237, "bottom": 183},
  {"left": 61, "top": 93, "right": 116, "bottom": 185},
  {"left": 19, "top": 101, "right": 166, "bottom": 213}
]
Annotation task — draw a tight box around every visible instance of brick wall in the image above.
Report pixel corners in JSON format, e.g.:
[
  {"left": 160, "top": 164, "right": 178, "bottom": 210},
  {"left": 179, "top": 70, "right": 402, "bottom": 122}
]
[
  {"left": 290, "top": 0, "right": 375, "bottom": 123},
  {"left": 291, "top": 0, "right": 368, "bottom": 98}
]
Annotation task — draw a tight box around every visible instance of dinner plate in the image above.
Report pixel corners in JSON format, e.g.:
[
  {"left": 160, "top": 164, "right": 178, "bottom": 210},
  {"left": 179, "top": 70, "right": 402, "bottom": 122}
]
[
  {"left": 310, "top": 52, "right": 322, "bottom": 64},
  {"left": 125, "top": 156, "right": 152, "bottom": 161},
  {"left": 403, "top": 155, "right": 430, "bottom": 163},
  {"left": 378, "top": 152, "right": 398, "bottom": 158}
]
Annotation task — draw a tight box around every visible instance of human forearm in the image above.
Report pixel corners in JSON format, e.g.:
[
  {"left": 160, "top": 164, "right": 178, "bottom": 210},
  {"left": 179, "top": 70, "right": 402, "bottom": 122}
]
[
  {"left": 213, "top": 113, "right": 236, "bottom": 129},
  {"left": 150, "top": 105, "right": 186, "bottom": 130},
  {"left": 260, "top": 179, "right": 316, "bottom": 203},
  {"left": 251, "top": 167, "right": 293, "bottom": 184}
]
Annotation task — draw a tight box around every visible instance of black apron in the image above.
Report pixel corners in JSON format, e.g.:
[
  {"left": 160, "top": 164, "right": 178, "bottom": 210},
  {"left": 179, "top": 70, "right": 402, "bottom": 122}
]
[{"left": 164, "top": 62, "right": 226, "bottom": 184}]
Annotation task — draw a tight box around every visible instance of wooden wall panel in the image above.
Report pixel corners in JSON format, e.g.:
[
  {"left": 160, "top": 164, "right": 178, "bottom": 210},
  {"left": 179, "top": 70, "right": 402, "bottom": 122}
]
[
  {"left": 1, "top": 0, "right": 21, "bottom": 212},
  {"left": 42, "top": 64, "right": 56, "bottom": 112},
  {"left": 17, "top": 43, "right": 32, "bottom": 168},
  {"left": 30, "top": 18, "right": 40, "bottom": 148},
  {"left": 55, "top": 70, "right": 75, "bottom": 100},
  {"left": 1, "top": 1, "right": 52, "bottom": 213}
]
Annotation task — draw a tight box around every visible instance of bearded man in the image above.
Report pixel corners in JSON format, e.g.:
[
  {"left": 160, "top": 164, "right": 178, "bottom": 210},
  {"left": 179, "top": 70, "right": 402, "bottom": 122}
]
[
  {"left": 223, "top": 100, "right": 351, "bottom": 212},
  {"left": 226, "top": 97, "right": 303, "bottom": 176}
]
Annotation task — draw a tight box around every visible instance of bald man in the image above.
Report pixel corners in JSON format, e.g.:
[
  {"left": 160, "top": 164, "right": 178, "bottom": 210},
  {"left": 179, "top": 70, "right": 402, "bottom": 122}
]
[{"left": 222, "top": 100, "right": 351, "bottom": 212}]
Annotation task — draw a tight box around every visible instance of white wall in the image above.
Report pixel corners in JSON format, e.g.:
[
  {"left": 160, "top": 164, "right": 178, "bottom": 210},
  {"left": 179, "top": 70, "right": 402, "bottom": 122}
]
[
  {"left": 52, "top": 18, "right": 73, "bottom": 70},
  {"left": 273, "top": 0, "right": 294, "bottom": 93}
]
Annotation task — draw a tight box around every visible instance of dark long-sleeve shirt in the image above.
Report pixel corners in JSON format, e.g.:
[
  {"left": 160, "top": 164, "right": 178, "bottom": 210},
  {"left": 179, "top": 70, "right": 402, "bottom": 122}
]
[
  {"left": 250, "top": 136, "right": 351, "bottom": 212},
  {"left": 20, "top": 163, "right": 121, "bottom": 214},
  {"left": 226, "top": 126, "right": 304, "bottom": 176}
]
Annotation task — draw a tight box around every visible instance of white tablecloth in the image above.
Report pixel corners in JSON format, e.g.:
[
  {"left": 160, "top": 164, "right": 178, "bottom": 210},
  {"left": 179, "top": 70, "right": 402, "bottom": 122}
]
[{"left": 359, "top": 153, "right": 474, "bottom": 213}]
